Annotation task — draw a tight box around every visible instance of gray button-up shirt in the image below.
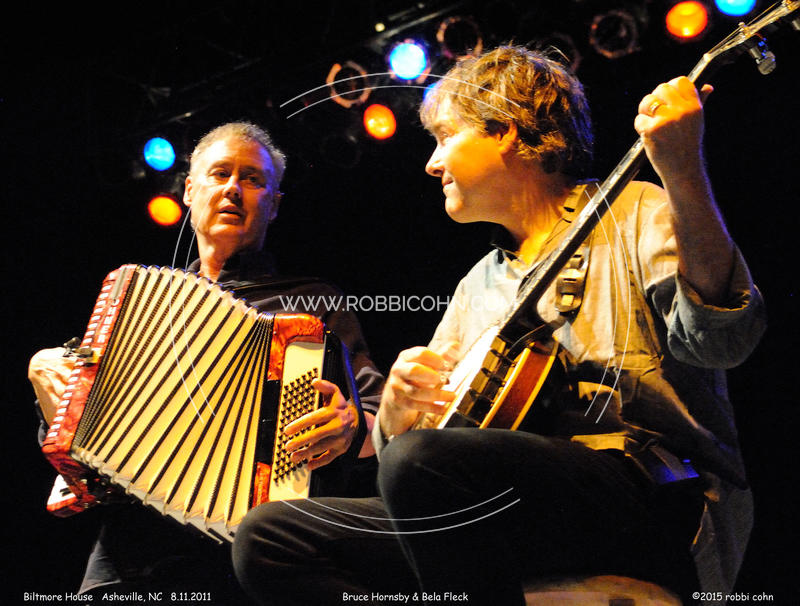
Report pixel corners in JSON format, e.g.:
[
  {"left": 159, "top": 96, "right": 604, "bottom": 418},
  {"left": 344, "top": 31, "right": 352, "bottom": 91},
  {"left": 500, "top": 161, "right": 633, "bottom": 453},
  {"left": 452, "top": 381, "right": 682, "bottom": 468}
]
[{"left": 374, "top": 180, "right": 766, "bottom": 595}]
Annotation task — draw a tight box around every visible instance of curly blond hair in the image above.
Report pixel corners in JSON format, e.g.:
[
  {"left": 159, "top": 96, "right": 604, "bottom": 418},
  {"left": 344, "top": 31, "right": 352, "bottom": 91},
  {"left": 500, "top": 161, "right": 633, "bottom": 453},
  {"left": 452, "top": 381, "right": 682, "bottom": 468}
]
[{"left": 420, "top": 46, "right": 593, "bottom": 180}]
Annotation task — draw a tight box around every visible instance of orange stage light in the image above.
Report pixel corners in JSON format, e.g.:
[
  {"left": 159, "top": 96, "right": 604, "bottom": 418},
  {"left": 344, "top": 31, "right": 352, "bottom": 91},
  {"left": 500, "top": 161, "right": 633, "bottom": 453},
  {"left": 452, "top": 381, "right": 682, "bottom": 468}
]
[
  {"left": 148, "top": 195, "right": 182, "bottom": 226},
  {"left": 666, "top": 1, "right": 709, "bottom": 39},
  {"left": 363, "top": 104, "right": 397, "bottom": 140}
]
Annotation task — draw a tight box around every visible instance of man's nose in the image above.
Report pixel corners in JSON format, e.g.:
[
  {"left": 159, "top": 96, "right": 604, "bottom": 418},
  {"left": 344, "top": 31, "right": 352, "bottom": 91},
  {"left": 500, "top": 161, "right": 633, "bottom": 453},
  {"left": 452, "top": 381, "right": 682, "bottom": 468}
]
[
  {"left": 425, "top": 147, "right": 443, "bottom": 177},
  {"left": 223, "top": 176, "right": 242, "bottom": 200}
]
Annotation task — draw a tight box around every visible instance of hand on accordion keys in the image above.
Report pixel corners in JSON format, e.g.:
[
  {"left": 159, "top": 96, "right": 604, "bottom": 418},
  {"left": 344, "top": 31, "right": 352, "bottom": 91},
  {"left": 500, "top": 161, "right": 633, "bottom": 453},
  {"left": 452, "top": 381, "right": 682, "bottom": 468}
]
[
  {"left": 283, "top": 379, "right": 361, "bottom": 471},
  {"left": 28, "top": 347, "right": 77, "bottom": 426}
]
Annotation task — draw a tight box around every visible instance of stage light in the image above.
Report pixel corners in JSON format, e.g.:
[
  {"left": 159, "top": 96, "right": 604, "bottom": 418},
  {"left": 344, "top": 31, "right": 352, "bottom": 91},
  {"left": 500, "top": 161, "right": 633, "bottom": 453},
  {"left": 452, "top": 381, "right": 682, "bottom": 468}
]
[
  {"left": 589, "top": 9, "right": 640, "bottom": 59},
  {"left": 148, "top": 195, "right": 182, "bottom": 226},
  {"left": 388, "top": 40, "right": 428, "bottom": 80},
  {"left": 667, "top": 2, "right": 710, "bottom": 39},
  {"left": 436, "top": 16, "right": 483, "bottom": 60},
  {"left": 363, "top": 104, "right": 397, "bottom": 140},
  {"left": 143, "top": 137, "right": 176, "bottom": 171},
  {"left": 327, "top": 61, "right": 371, "bottom": 109},
  {"left": 715, "top": 0, "right": 757, "bottom": 17}
]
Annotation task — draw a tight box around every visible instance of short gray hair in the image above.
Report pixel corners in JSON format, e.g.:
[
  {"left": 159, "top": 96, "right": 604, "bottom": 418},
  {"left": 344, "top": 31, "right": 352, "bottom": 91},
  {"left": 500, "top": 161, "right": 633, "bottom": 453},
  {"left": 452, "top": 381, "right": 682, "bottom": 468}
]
[{"left": 189, "top": 121, "right": 287, "bottom": 190}]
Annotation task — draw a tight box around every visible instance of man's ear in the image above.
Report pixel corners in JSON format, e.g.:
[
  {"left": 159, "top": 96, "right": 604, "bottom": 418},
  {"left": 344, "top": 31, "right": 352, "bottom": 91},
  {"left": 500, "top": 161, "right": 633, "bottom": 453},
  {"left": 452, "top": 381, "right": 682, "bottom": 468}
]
[
  {"left": 183, "top": 175, "right": 193, "bottom": 207},
  {"left": 267, "top": 191, "right": 283, "bottom": 224},
  {"left": 497, "top": 122, "right": 518, "bottom": 156},
  {"left": 486, "top": 120, "right": 519, "bottom": 156}
]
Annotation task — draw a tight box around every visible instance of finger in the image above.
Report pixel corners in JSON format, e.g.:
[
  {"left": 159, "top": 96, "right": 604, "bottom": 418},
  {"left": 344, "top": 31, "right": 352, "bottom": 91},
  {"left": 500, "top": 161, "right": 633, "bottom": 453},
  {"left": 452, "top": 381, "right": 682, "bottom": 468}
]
[
  {"left": 667, "top": 76, "right": 703, "bottom": 100},
  {"left": 634, "top": 113, "right": 654, "bottom": 136},
  {"left": 284, "top": 406, "right": 337, "bottom": 437},
  {"left": 394, "top": 377, "right": 457, "bottom": 402},
  {"left": 290, "top": 431, "right": 346, "bottom": 464},
  {"left": 287, "top": 432, "right": 324, "bottom": 458},
  {"left": 654, "top": 81, "right": 685, "bottom": 105},
  {"left": 663, "top": 77, "right": 712, "bottom": 112},
  {"left": 398, "top": 346, "right": 453, "bottom": 372},
  {"left": 29, "top": 348, "right": 72, "bottom": 378},
  {"left": 407, "top": 397, "right": 453, "bottom": 415},
  {"left": 30, "top": 347, "right": 68, "bottom": 363},
  {"left": 392, "top": 346, "right": 457, "bottom": 394},
  {"left": 666, "top": 76, "right": 689, "bottom": 94},
  {"left": 393, "top": 360, "right": 451, "bottom": 390},
  {"left": 285, "top": 380, "right": 348, "bottom": 436},
  {"left": 698, "top": 83, "right": 714, "bottom": 105},
  {"left": 298, "top": 431, "right": 342, "bottom": 457},
  {"left": 305, "top": 440, "right": 347, "bottom": 470},
  {"left": 30, "top": 369, "right": 69, "bottom": 401},
  {"left": 310, "top": 378, "right": 338, "bottom": 397},
  {"left": 305, "top": 451, "right": 337, "bottom": 471},
  {"left": 286, "top": 400, "right": 358, "bottom": 451},
  {"left": 286, "top": 411, "right": 344, "bottom": 450},
  {"left": 286, "top": 427, "right": 320, "bottom": 455},
  {"left": 642, "top": 79, "right": 693, "bottom": 117},
  {"left": 287, "top": 384, "right": 352, "bottom": 433},
  {"left": 432, "top": 340, "right": 460, "bottom": 367},
  {"left": 638, "top": 94, "right": 662, "bottom": 118},
  {"left": 408, "top": 363, "right": 448, "bottom": 387},
  {"left": 390, "top": 388, "right": 455, "bottom": 415},
  {"left": 52, "top": 364, "right": 74, "bottom": 385}
]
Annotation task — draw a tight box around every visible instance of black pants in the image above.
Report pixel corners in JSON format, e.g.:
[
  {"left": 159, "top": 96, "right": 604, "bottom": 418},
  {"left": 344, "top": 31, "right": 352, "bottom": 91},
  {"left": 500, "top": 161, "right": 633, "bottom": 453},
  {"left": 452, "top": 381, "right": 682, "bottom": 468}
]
[
  {"left": 79, "top": 505, "right": 253, "bottom": 605},
  {"left": 232, "top": 429, "right": 702, "bottom": 606}
]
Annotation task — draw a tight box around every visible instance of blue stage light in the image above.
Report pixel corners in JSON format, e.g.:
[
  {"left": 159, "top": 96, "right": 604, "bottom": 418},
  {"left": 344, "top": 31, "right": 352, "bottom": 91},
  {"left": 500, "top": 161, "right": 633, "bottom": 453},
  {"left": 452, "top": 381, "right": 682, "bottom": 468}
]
[
  {"left": 389, "top": 41, "right": 428, "bottom": 80},
  {"left": 143, "top": 137, "right": 176, "bottom": 171},
  {"left": 715, "top": 0, "right": 757, "bottom": 17}
]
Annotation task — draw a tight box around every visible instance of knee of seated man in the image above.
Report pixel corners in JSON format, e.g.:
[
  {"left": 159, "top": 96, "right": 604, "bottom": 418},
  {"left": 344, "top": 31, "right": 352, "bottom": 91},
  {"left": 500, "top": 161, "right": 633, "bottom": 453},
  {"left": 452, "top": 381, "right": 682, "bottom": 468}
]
[
  {"left": 231, "top": 505, "right": 264, "bottom": 589},
  {"left": 231, "top": 501, "right": 294, "bottom": 591},
  {"left": 377, "top": 429, "right": 450, "bottom": 492},
  {"left": 380, "top": 427, "right": 436, "bottom": 464}
]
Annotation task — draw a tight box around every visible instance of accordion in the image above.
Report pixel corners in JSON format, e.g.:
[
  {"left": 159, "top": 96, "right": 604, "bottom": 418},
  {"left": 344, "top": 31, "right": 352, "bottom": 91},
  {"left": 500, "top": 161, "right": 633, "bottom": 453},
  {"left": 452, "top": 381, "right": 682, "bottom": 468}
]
[{"left": 41, "top": 264, "right": 362, "bottom": 542}]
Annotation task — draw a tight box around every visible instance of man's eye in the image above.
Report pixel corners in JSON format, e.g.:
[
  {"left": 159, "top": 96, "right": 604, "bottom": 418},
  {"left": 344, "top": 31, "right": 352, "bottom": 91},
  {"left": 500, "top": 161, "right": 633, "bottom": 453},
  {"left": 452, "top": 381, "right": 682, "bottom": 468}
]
[{"left": 245, "top": 175, "right": 265, "bottom": 187}]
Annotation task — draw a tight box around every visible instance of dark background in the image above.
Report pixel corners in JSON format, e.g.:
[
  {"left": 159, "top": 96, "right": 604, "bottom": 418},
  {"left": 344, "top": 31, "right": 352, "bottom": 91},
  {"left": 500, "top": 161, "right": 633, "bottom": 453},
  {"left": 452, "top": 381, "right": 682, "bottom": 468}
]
[{"left": 3, "top": 1, "right": 798, "bottom": 602}]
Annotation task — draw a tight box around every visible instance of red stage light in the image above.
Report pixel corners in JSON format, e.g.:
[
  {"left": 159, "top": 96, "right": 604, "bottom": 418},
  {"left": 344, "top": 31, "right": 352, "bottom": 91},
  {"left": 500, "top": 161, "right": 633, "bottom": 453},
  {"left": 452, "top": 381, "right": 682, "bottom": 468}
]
[{"left": 363, "top": 104, "right": 397, "bottom": 140}]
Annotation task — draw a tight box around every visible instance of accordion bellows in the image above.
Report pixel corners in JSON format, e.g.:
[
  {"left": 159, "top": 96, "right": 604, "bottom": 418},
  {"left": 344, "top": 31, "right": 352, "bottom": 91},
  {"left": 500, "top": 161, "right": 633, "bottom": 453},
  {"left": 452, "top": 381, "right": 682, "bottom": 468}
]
[{"left": 42, "top": 265, "right": 357, "bottom": 542}]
